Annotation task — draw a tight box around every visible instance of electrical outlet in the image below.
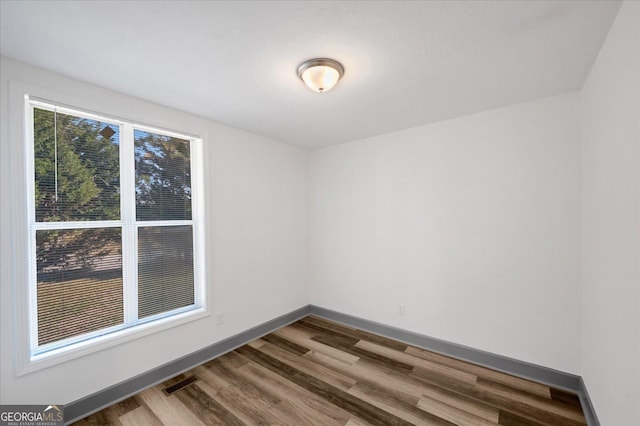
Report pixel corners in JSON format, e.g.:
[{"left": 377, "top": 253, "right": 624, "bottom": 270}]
[
  {"left": 215, "top": 311, "right": 225, "bottom": 325},
  {"left": 398, "top": 304, "right": 406, "bottom": 316}
]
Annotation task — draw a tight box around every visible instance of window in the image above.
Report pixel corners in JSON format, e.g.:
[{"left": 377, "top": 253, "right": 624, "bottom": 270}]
[{"left": 27, "top": 98, "right": 204, "bottom": 357}]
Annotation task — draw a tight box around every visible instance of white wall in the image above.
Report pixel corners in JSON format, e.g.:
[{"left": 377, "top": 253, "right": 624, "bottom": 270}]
[
  {"left": 0, "top": 57, "right": 309, "bottom": 404},
  {"left": 310, "top": 93, "right": 582, "bottom": 374},
  {"left": 580, "top": 2, "right": 640, "bottom": 425}
]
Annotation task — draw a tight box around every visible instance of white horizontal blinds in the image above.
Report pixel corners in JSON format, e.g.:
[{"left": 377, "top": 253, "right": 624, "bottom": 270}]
[
  {"left": 134, "top": 129, "right": 195, "bottom": 319},
  {"left": 30, "top": 99, "right": 201, "bottom": 354},
  {"left": 33, "top": 107, "right": 120, "bottom": 222},
  {"left": 137, "top": 226, "right": 194, "bottom": 318},
  {"left": 36, "top": 229, "right": 124, "bottom": 345},
  {"left": 33, "top": 105, "right": 125, "bottom": 348},
  {"left": 134, "top": 129, "right": 192, "bottom": 221}
]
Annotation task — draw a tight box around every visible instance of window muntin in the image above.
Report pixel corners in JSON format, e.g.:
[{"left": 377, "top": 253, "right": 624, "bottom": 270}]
[{"left": 28, "top": 99, "right": 203, "bottom": 357}]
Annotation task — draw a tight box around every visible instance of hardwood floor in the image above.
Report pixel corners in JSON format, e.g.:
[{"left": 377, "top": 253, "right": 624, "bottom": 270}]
[{"left": 74, "top": 316, "right": 586, "bottom": 426}]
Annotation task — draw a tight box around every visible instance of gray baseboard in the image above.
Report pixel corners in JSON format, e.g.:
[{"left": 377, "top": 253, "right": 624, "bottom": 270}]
[
  {"left": 578, "top": 377, "right": 601, "bottom": 426},
  {"left": 63, "top": 305, "right": 310, "bottom": 424},
  {"left": 309, "top": 305, "right": 580, "bottom": 389},
  {"left": 65, "top": 304, "right": 600, "bottom": 425},
  {"left": 309, "top": 305, "right": 600, "bottom": 426}
]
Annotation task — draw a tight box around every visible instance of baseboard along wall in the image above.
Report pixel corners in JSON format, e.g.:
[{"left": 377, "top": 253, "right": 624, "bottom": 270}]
[
  {"left": 64, "top": 304, "right": 600, "bottom": 425},
  {"left": 63, "top": 306, "right": 310, "bottom": 424}
]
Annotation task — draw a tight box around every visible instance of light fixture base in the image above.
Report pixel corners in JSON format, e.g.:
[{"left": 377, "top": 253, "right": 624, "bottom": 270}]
[{"left": 297, "top": 58, "right": 344, "bottom": 93}]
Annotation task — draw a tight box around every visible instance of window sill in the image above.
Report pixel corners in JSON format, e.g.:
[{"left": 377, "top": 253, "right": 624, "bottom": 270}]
[{"left": 17, "top": 307, "right": 209, "bottom": 376}]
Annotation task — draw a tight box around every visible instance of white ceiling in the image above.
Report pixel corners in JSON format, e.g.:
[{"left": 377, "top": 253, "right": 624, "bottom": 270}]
[{"left": 0, "top": 1, "right": 621, "bottom": 149}]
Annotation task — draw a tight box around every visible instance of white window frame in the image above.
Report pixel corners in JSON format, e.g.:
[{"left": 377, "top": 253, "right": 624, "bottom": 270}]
[{"left": 16, "top": 93, "right": 208, "bottom": 374}]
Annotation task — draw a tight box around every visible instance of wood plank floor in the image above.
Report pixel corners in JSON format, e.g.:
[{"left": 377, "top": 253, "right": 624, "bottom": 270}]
[{"left": 74, "top": 316, "right": 586, "bottom": 426}]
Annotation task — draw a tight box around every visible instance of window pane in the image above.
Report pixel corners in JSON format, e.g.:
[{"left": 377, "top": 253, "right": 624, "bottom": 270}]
[
  {"left": 33, "top": 107, "right": 120, "bottom": 222},
  {"left": 138, "top": 226, "right": 194, "bottom": 318},
  {"left": 134, "top": 130, "right": 191, "bottom": 221},
  {"left": 36, "top": 228, "right": 123, "bottom": 346}
]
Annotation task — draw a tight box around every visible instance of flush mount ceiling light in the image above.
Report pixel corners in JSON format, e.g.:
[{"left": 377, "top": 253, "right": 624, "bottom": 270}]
[{"left": 297, "top": 58, "right": 344, "bottom": 93}]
